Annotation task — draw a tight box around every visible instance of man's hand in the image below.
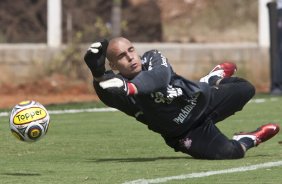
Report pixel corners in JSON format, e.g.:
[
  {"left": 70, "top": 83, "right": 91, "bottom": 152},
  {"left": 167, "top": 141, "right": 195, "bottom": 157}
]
[
  {"left": 99, "top": 75, "right": 138, "bottom": 96},
  {"left": 84, "top": 40, "right": 108, "bottom": 78},
  {"left": 88, "top": 42, "right": 102, "bottom": 54}
]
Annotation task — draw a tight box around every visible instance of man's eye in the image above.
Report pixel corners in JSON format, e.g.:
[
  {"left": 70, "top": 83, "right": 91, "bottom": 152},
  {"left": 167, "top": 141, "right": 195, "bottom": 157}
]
[{"left": 118, "top": 54, "right": 125, "bottom": 59}]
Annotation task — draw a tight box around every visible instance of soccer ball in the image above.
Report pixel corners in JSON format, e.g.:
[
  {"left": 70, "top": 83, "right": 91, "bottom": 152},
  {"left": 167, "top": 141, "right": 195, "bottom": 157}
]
[{"left": 9, "top": 100, "right": 50, "bottom": 142}]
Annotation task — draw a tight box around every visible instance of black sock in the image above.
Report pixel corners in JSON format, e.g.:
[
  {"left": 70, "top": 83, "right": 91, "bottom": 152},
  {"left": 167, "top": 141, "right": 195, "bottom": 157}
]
[{"left": 237, "top": 137, "right": 255, "bottom": 150}]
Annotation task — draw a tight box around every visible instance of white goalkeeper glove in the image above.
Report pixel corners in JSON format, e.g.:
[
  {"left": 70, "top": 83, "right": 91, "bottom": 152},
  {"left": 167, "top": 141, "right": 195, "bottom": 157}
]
[{"left": 99, "top": 75, "right": 138, "bottom": 96}]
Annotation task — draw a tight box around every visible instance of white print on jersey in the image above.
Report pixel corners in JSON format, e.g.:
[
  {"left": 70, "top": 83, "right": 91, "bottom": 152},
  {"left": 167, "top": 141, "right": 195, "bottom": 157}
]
[
  {"left": 160, "top": 53, "right": 168, "bottom": 67},
  {"left": 142, "top": 50, "right": 168, "bottom": 71},
  {"left": 148, "top": 57, "right": 153, "bottom": 71},
  {"left": 166, "top": 85, "right": 183, "bottom": 99},
  {"left": 173, "top": 93, "right": 199, "bottom": 124},
  {"left": 151, "top": 85, "right": 183, "bottom": 104},
  {"left": 153, "top": 50, "right": 168, "bottom": 67},
  {"left": 142, "top": 56, "right": 147, "bottom": 64}
]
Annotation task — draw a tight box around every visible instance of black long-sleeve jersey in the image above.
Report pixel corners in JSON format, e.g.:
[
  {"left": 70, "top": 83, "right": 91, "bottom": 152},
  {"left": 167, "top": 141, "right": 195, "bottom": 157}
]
[{"left": 94, "top": 50, "right": 211, "bottom": 139}]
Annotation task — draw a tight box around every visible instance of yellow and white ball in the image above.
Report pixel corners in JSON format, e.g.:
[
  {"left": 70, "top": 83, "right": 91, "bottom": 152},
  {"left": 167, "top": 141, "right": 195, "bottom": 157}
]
[{"left": 9, "top": 100, "right": 50, "bottom": 142}]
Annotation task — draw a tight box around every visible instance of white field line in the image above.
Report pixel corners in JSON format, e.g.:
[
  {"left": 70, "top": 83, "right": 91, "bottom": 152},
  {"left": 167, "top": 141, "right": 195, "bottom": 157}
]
[
  {"left": 249, "top": 97, "right": 278, "bottom": 103},
  {"left": 0, "top": 107, "right": 118, "bottom": 117},
  {"left": 122, "top": 160, "right": 282, "bottom": 184},
  {"left": 0, "top": 97, "right": 277, "bottom": 117}
]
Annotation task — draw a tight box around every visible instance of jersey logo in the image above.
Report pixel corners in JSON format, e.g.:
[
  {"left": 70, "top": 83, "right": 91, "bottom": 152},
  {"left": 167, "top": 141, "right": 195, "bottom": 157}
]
[
  {"left": 151, "top": 85, "right": 183, "bottom": 104},
  {"left": 180, "top": 137, "right": 192, "bottom": 150}
]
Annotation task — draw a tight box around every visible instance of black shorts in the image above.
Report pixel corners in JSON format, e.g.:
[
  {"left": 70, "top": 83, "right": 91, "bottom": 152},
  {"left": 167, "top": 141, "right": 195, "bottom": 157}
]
[{"left": 170, "top": 77, "right": 255, "bottom": 159}]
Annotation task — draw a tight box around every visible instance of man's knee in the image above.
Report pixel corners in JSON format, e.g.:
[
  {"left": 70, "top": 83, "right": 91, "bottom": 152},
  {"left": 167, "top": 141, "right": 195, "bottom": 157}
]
[
  {"left": 221, "top": 77, "right": 256, "bottom": 101},
  {"left": 242, "top": 81, "right": 255, "bottom": 101},
  {"left": 233, "top": 81, "right": 255, "bottom": 108}
]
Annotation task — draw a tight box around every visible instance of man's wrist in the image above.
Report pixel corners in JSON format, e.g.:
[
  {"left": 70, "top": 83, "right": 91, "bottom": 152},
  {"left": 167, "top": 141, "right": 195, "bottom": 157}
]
[{"left": 127, "top": 82, "right": 138, "bottom": 95}]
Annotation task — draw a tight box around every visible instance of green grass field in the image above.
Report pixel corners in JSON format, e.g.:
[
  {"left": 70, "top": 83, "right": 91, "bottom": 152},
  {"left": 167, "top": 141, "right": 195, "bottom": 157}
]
[{"left": 1, "top": 95, "right": 282, "bottom": 184}]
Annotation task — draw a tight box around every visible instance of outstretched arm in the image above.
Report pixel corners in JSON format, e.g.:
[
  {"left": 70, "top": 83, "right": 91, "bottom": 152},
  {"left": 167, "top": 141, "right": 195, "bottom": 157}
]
[{"left": 131, "top": 50, "right": 171, "bottom": 94}]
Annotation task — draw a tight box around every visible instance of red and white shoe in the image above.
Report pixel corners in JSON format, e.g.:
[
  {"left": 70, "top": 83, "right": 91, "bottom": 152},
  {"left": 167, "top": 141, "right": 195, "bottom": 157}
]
[
  {"left": 200, "top": 61, "right": 237, "bottom": 84},
  {"left": 233, "top": 123, "right": 280, "bottom": 146}
]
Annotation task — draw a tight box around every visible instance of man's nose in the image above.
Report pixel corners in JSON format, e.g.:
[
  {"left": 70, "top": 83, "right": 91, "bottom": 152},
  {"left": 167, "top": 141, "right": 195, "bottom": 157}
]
[{"left": 126, "top": 53, "right": 133, "bottom": 61}]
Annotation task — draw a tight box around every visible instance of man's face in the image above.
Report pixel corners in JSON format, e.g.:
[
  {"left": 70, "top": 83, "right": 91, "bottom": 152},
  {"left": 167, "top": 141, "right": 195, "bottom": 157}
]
[{"left": 107, "top": 38, "right": 142, "bottom": 79}]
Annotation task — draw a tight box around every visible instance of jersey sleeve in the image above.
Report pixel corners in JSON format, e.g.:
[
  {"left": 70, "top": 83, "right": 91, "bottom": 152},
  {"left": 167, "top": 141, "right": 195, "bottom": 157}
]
[{"left": 130, "top": 50, "right": 172, "bottom": 94}]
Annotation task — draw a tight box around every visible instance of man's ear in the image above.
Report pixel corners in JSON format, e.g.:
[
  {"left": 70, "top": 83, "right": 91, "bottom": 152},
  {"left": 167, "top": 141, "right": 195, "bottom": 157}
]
[{"left": 109, "top": 61, "right": 117, "bottom": 70}]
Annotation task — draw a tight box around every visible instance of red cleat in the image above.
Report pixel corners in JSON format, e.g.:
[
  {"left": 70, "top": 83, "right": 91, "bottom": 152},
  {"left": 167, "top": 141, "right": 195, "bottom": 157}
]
[
  {"left": 233, "top": 123, "right": 280, "bottom": 146},
  {"left": 200, "top": 61, "right": 237, "bottom": 83}
]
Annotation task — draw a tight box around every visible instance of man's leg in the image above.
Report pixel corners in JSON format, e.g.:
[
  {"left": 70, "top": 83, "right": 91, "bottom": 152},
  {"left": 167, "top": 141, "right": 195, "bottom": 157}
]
[
  {"left": 202, "top": 77, "right": 256, "bottom": 153},
  {"left": 204, "top": 77, "right": 255, "bottom": 123},
  {"left": 176, "top": 121, "right": 245, "bottom": 159},
  {"left": 192, "top": 78, "right": 278, "bottom": 157},
  {"left": 199, "top": 62, "right": 255, "bottom": 122},
  {"left": 191, "top": 62, "right": 278, "bottom": 158},
  {"left": 175, "top": 121, "right": 279, "bottom": 159},
  {"left": 173, "top": 77, "right": 254, "bottom": 159}
]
